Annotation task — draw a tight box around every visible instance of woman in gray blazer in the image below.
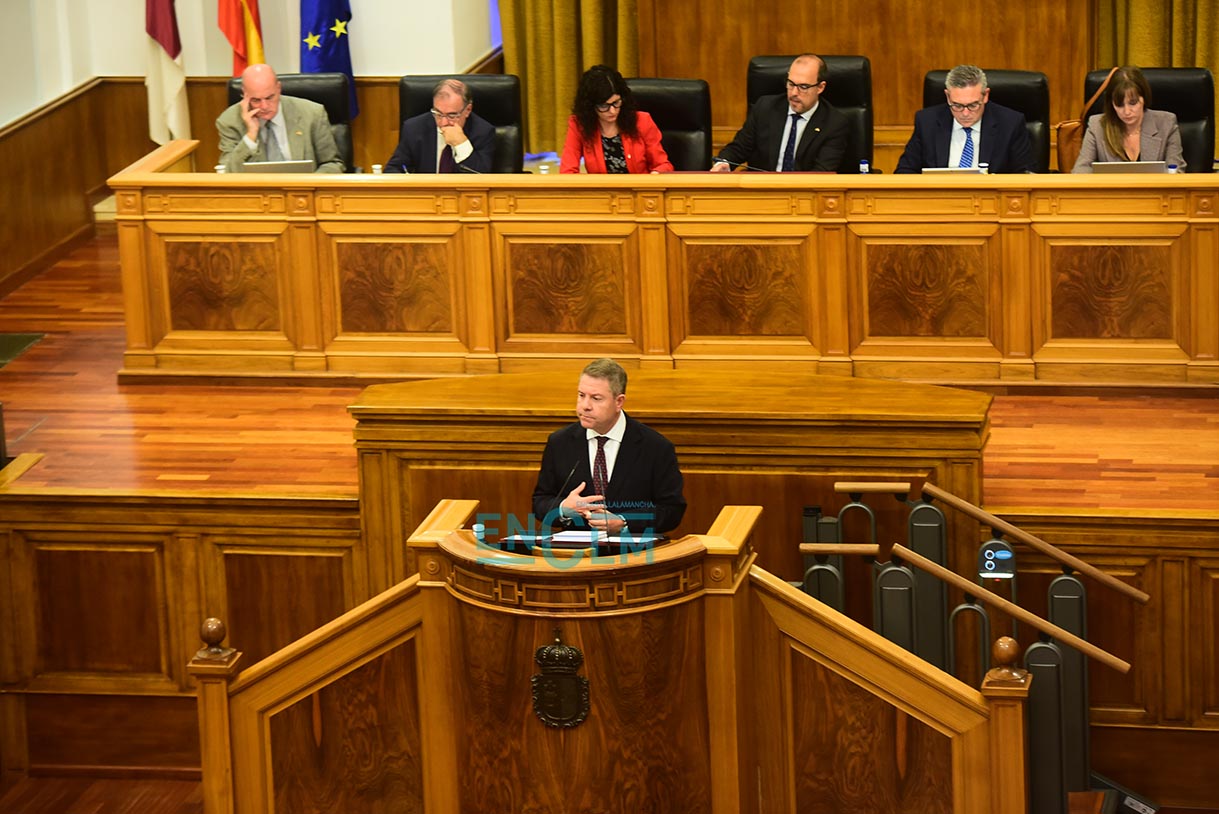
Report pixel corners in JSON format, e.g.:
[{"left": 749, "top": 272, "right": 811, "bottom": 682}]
[{"left": 1072, "top": 66, "right": 1185, "bottom": 172}]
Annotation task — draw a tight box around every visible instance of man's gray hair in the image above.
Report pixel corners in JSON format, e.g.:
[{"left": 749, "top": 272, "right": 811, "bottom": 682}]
[
  {"left": 945, "top": 65, "right": 987, "bottom": 91},
  {"left": 582, "top": 358, "right": 627, "bottom": 397},
  {"left": 432, "top": 78, "right": 472, "bottom": 105}
]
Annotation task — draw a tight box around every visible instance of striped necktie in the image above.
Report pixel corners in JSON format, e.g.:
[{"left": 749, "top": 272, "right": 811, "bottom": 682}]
[{"left": 959, "top": 126, "right": 974, "bottom": 168}]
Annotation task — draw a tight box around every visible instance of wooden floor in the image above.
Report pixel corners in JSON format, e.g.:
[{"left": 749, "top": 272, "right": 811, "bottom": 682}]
[
  {"left": 2, "top": 234, "right": 1217, "bottom": 513},
  {"left": 2, "top": 234, "right": 1216, "bottom": 813}
]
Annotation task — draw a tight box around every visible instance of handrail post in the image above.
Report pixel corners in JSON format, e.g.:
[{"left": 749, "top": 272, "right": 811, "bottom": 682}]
[
  {"left": 187, "top": 618, "right": 243, "bottom": 814},
  {"left": 981, "top": 636, "right": 1031, "bottom": 814}
]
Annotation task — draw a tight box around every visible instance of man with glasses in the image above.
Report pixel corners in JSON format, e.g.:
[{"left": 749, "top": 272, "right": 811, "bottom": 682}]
[
  {"left": 385, "top": 78, "right": 495, "bottom": 173},
  {"left": 711, "top": 54, "right": 849, "bottom": 173},
  {"left": 216, "top": 63, "right": 344, "bottom": 173},
  {"left": 895, "top": 64, "right": 1033, "bottom": 173}
]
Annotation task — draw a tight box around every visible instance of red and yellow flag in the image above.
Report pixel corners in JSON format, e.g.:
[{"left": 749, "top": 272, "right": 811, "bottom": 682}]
[{"left": 218, "top": 0, "right": 265, "bottom": 76}]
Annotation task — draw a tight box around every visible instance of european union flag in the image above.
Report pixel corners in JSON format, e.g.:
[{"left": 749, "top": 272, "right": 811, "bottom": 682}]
[{"left": 300, "top": 0, "right": 358, "bottom": 117}]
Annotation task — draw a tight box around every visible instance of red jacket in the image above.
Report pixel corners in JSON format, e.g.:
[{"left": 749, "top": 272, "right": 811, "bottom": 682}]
[{"left": 560, "top": 111, "right": 673, "bottom": 173}]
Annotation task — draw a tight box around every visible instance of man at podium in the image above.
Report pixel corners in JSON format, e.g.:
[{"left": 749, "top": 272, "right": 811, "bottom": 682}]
[{"left": 531, "top": 359, "right": 685, "bottom": 536}]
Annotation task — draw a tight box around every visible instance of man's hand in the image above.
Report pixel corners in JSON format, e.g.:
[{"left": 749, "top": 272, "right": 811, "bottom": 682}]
[
  {"left": 709, "top": 160, "right": 733, "bottom": 173},
  {"left": 560, "top": 482, "right": 625, "bottom": 534},
  {"left": 240, "top": 97, "right": 262, "bottom": 143},
  {"left": 439, "top": 123, "right": 469, "bottom": 148}
]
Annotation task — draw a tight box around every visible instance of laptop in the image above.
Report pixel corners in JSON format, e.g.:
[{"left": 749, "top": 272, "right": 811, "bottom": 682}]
[
  {"left": 1092, "top": 161, "right": 1168, "bottom": 174},
  {"left": 921, "top": 166, "right": 985, "bottom": 174},
  {"left": 239, "top": 159, "right": 315, "bottom": 173}
]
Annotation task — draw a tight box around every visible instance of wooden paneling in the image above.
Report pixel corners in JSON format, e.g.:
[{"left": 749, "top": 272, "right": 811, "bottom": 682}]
[
  {"left": 791, "top": 656, "right": 954, "bottom": 812},
  {"left": 26, "top": 695, "right": 199, "bottom": 774},
  {"left": 109, "top": 164, "right": 1219, "bottom": 385},
  {"left": 269, "top": 641, "right": 423, "bottom": 813},
  {"left": 450, "top": 603, "right": 712, "bottom": 813},
  {"left": 636, "top": 0, "right": 1096, "bottom": 172}
]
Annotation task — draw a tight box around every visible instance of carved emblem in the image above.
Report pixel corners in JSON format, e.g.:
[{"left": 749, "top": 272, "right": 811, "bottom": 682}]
[{"left": 531, "top": 628, "right": 589, "bottom": 728}]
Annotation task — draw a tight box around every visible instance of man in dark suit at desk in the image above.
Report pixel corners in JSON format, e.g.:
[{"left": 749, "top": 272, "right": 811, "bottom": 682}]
[
  {"left": 895, "top": 64, "right": 1034, "bottom": 174},
  {"left": 385, "top": 78, "right": 496, "bottom": 173},
  {"left": 532, "top": 359, "right": 685, "bottom": 536},
  {"left": 710, "top": 53, "right": 850, "bottom": 173}
]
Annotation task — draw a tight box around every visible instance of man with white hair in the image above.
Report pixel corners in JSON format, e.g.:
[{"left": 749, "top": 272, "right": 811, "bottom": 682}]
[{"left": 895, "top": 64, "right": 1034, "bottom": 173}]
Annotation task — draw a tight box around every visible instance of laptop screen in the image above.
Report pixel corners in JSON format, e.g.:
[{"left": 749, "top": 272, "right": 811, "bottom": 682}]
[{"left": 239, "top": 159, "right": 315, "bottom": 173}]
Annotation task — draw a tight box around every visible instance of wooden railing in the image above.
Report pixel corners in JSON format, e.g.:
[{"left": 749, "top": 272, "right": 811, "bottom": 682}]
[{"left": 190, "top": 499, "right": 1035, "bottom": 814}]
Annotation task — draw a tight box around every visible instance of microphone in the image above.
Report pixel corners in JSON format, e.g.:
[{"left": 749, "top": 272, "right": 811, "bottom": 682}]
[
  {"left": 457, "top": 162, "right": 483, "bottom": 174},
  {"left": 710, "top": 157, "right": 775, "bottom": 173},
  {"left": 548, "top": 458, "right": 582, "bottom": 529}
]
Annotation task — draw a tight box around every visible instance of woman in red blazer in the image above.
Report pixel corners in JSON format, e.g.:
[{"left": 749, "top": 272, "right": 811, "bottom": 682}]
[{"left": 560, "top": 65, "right": 673, "bottom": 174}]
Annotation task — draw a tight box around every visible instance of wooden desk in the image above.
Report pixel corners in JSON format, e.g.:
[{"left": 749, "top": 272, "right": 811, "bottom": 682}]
[{"left": 110, "top": 141, "right": 1219, "bottom": 385}]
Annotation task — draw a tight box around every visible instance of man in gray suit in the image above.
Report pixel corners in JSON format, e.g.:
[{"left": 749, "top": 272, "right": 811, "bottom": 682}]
[{"left": 216, "top": 63, "right": 344, "bottom": 173}]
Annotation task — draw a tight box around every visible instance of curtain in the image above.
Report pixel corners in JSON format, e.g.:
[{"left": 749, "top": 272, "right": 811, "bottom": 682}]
[
  {"left": 500, "top": 0, "right": 638, "bottom": 154},
  {"left": 1098, "top": 0, "right": 1218, "bottom": 160}
]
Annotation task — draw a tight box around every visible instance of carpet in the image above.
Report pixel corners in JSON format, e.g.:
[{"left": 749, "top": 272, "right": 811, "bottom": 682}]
[{"left": 0, "top": 333, "right": 44, "bottom": 368}]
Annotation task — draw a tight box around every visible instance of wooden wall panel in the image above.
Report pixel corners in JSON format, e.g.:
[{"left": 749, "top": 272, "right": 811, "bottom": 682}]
[
  {"left": 449, "top": 600, "right": 711, "bottom": 813},
  {"left": 865, "top": 243, "right": 990, "bottom": 337},
  {"left": 222, "top": 551, "right": 349, "bottom": 668},
  {"left": 269, "top": 640, "right": 423, "bottom": 813},
  {"left": 336, "top": 241, "right": 455, "bottom": 333},
  {"left": 637, "top": 0, "right": 1095, "bottom": 172},
  {"left": 33, "top": 545, "right": 165, "bottom": 676},
  {"left": 1050, "top": 244, "right": 1173, "bottom": 339},
  {"left": 791, "top": 654, "right": 954, "bottom": 812},
  {"left": 1197, "top": 559, "right": 1219, "bottom": 723},
  {"left": 165, "top": 239, "right": 284, "bottom": 332},
  {"left": 26, "top": 695, "right": 199, "bottom": 774}
]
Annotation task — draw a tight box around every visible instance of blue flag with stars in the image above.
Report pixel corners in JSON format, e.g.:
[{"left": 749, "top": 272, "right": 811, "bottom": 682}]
[{"left": 300, "top": 0, "right": 358, "bottom": 117}]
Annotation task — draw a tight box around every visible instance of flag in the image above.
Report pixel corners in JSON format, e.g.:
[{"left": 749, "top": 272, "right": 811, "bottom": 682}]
[
  {"left": 219, "top": 0, "right": 265, "bottom": 76},
  {"left": 300, "top": 0, "right": 359, "bottom": 117},
  {"left": 145, "top": 0, "right": 191, "bottom": 144}
]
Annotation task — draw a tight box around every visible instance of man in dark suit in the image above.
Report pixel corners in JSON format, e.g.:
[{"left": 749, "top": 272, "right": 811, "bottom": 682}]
[
  {"left": 385, "top": 78, "right": 495, "bottom": 173},
  {"left": 532, "top": 359, "right": 685, "bottom": 536},
  {"left": 895, "top": 64, "right": 1034, "bottom": 174},
  {"left": 711, "top": 53, "right": 850, "bottom": 173}
]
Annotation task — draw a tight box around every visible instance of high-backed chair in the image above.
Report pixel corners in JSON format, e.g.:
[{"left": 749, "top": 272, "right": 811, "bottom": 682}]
[
  {"left": 745, "top": 55, "right": 873, "bottom": 172},
  {"left": 1084, "top": 67, "right": 1215, "bottom": 173},
  {"left": 625, "top": 77, "right": 712, "bottom": 171},
  {"left": 398, "top": 75, "right": 524, "bottom": 173},
  {"left": 226, "top": 72, "right": 355, "bottom": 172},
  {"left": 922, "top": 69, "right": 1051, "bottom": 173}
]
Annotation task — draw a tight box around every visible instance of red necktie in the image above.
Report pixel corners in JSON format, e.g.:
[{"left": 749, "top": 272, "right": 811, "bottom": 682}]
[
  {"left": 439, "top": 144, "right": 456, "bottom": 173},
  {"left": 592, "top": 436, "right": 608, "bottom": 497}
]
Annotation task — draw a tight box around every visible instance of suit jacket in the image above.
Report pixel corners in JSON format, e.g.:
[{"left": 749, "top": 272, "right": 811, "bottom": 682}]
[
  {"left": 385, "top": 110, "right": 496, "bottom": 174},
  {"left": 716, "top": 95, "right": 850, "bottom": 173},
  {"left": 216, "top": 95, "right": 343, "bottom": 174},
  {"left": 531, "top": 415, "right": 686, "bottom": 535},
  {"left": 895, "top": 102, "right": 1033, "bottom": 174},
  {"left": 1071, "top": 109, "right": 1185, "bottom": 172},
  {"left": 559, "top": 111, "right": 673, "bottom": 173}
]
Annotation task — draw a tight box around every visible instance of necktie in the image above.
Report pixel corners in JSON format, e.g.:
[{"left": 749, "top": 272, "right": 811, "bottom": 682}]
[
  {"left": 439, "top": 144, "right": 456, "bottom": 173},
  {"left": 959, "top": 126, "right": 974, "bottom": 168},
  {"left": 781, "top": 113, "right": 800, "bottom": 172},
  {"left": 592, "top": 436, "right": 609, "bottom": 498},
  {"left": 263, "top": 122, "right": 285, "bottom": 161}
]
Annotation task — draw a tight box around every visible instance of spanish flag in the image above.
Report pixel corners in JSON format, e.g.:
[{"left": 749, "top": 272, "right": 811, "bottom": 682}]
[{"left": 218, "top": 0, "right": 265, "bottom": 76}]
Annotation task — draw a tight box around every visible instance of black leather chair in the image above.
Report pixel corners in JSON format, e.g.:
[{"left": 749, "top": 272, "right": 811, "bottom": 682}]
[
  {"left": 398, "top": 75, "right": 524, "bottom": 173},
  {"left": 922, "top": 69, "right": 1050, "bottom": 173},
  {"left": 1084, "top": 67, "right": 1215, "bottom": 173},
  {"left": 625, "top": 78, "right": 712, "bottom": 171},
  {"left": 745, "top": 55, "right": 873, "bottom": 173},
  {"left": 226, "top": 72, "right": 355, "bottom": 172}
]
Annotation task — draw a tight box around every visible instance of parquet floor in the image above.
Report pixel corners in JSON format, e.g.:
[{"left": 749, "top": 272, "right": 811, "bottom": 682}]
[{"left": 2, "top": 234, "right": 1218, "bottom": 513}]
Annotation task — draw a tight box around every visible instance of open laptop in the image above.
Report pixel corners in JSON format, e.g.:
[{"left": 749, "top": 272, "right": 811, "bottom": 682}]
[
  {"left": 921, "top": 166, "right": 985, "bottom": 174},
  {"left": 239, "top": 159, "right": 315, "bottom": 173},
  {"left": 1092, "top": 161, "right": 1168, "bottom": 174}
]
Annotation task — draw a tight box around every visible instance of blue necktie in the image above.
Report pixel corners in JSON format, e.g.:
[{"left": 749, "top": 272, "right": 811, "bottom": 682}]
[
  {"left": 959, "top": 126, "right": 974, "bottom": 168},
  {"left": 781, "top": 113, "right": 800, "bottom": 172}
]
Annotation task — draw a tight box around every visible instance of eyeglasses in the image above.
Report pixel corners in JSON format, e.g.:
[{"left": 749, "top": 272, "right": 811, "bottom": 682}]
[
  {"left": 430, "top": 105, "right": 469, "bottom": 121},
  {"left": 786, "top": 79, "right": 823, "bottom": 93},
  {"left": 947, "top": 101, "right": 984, "bottom": 112},
  {"left": 595, "top": 99, "right": 623, "bottom": 112}
]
